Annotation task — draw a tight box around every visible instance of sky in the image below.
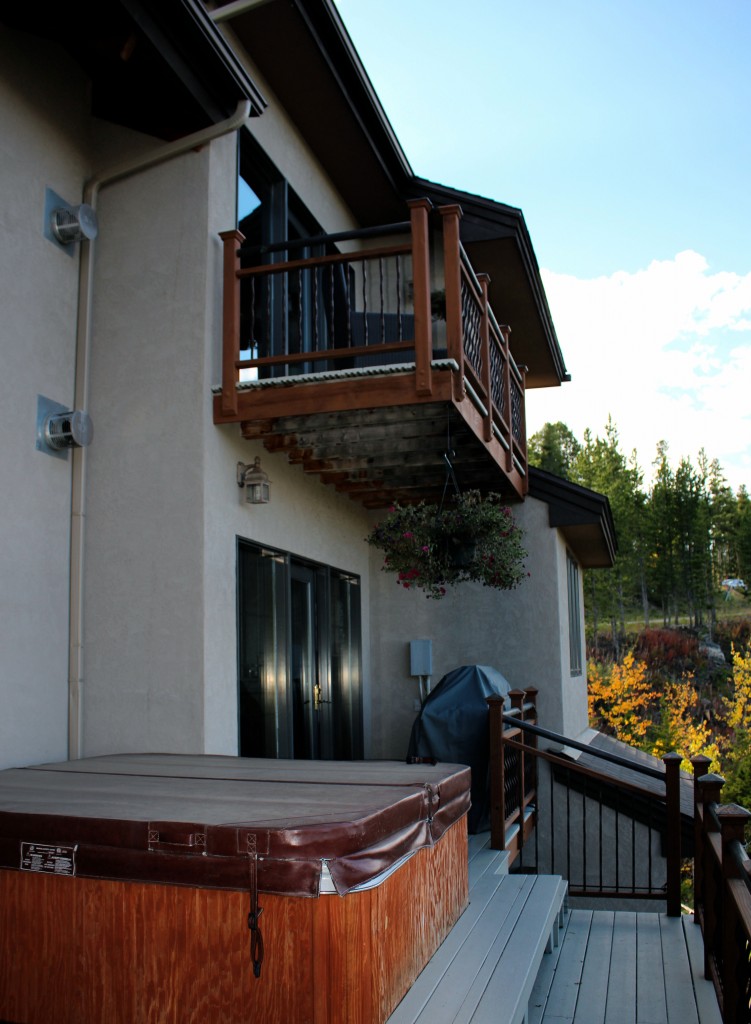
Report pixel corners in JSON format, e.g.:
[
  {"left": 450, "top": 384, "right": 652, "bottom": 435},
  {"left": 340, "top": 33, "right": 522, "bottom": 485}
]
[{"left": 333, "top": 0, "right": 751, "bottom": 493}]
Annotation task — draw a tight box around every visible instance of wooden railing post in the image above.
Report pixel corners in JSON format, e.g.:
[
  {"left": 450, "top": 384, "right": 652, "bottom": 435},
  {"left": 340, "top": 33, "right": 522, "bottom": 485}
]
[
  {"left": 437, "top": 204, "right": 465, "bottom": 402},
  {"left": 477, "top": 273, "right": 493, "bottom": 442},
  {"left": 691, "top": 755, "right": 712, "bottom": 926},
  {"left": 717, "top": 804, "right": 751, "bottom": 1024},
  {"left": 662, "top": 752, "right": 682, "bottom": 917},
  {"left": 697, "top": 773, "right": 725, "bottom": 981},
  {"left": 219, "top": 229, "right": 244, "bottom": 418},
  {"left": 509, "top": 690, "right": 527, "bottom": 852},
  {"left": 407, "top": 199, "right": 433, "bottom": 398},
  {"left": 487, "top": 695, "right": 506, "bottom": 851}
]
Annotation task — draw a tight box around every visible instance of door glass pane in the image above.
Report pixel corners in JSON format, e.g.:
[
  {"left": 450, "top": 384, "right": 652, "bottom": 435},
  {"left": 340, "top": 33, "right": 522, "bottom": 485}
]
[
  {"left": 291, "top": 569, "right": 318, "bottom": 759},
  {"left": 330, "top": 572, "right": 363, "bottom": 759},
  {"left": 238, "top": 544, "right": 289, "bottom": 757}
]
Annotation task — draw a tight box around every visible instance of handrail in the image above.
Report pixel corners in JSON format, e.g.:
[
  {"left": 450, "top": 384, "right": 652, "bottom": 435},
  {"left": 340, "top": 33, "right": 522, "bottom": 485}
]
[
  {"left": 691, "top": 760, "right": 751, "bottom": 1024},
  {"left": 488, "top": 694, "right": 683, "bottom": 915},
  {"left": 237, "top": 219, "right": 411, "bottom": 257},
  {"left": 500, "top": 714, "right": 665, "bottom": 781}
]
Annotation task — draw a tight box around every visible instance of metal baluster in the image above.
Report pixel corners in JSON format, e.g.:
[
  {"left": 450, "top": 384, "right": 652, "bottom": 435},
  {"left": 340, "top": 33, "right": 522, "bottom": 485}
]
[
  {"left": 313, "top": 265, "right": 319, "bottom": 351},
  {"left": 598, "top": 783, "right": 603, "bottom": 892},
  {"left": 362, "top": 260, "right": 368, "bottom": 346},
  {"left": 582, "top": 774, "right": 587, "bottom": 890},
  {"left": 615, "top": 786, "right": 620, "bottom": 891},
  {"left": 297, "top": 267, "right": 303, "bottom": 358},
  {"left": 396, "top": 254, "right": 402, "bottom": 341},
  {"left": 250, "top": 277, "right": 256, "bottom": 355},
  {"left": 345, "top": 264, "right": 352, "bottom": 348},
  {"left": 379, "top": 256, "right": 385, "bottom": 344},
  {"left": 566, "top": 768, "right": 571, "bottom": 883},
  {"left": 550, "top": 768, "right": 556, "bottom": 875},
  {"left": 647, "top": 795, "right": 653, "bottom": 895}
]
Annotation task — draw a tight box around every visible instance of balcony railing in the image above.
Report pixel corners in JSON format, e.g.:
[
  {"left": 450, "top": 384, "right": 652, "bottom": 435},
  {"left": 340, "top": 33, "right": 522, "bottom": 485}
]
[
  {"left": 692, "top": 760, "right": 751, "bottom": 1024},
  {"left": 487, "top": 694, "right": 684, "bottom": 913},
  {"left": 216, "top": 200, "right": 528, "bottom": 496}
]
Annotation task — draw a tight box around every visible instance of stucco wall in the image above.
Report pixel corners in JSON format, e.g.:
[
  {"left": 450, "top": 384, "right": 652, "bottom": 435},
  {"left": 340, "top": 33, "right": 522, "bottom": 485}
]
[
  {"left": 81, "top": 126, "right": 373, "bottom": 757},
  {"left": 367, "top": 495, "right": 590, "bottom": 759},
  {"left": 0, "top": 30, "right": 90, "bottom": 769}
]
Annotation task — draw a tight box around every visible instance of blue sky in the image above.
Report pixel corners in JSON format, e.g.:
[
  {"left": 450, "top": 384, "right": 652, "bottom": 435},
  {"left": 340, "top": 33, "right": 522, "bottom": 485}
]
[{"left": 334, "top": 0, "right": 751, "bottom": 492}]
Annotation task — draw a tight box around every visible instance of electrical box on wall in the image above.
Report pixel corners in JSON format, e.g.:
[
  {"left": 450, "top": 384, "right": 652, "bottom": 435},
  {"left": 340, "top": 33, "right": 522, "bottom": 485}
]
[{"left": 409, "top": 639, "right": 432, "bottom": 678}]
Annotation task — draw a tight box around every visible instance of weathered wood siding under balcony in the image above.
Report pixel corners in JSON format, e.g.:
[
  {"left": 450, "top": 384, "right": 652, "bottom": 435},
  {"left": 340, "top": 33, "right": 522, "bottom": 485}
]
[{"left": 213, "top": 200, "right": 528, "bottom": 507}]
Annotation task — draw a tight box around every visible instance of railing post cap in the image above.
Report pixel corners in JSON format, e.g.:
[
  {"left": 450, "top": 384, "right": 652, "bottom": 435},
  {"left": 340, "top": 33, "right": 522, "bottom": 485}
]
[
  {"left": 407, "top": 197, "right": 433, "bottom": 212},
  {"left": 717, "top": 803, "right": 751, "bottom": 822},
  {"left": 691, "top": 754, "right": 712, "bottom": 768},
  {"left": 436, "top": 203, "right": 463, "bottom": 219},
  {"left": 662, "top": 751, "right": 683, "bottom": 765},
  {"left": 698, "top": 772, "right": 726, "bottom": 786},
  {"left": 486, "top": 694, "right": 505, "bottom": 706}
]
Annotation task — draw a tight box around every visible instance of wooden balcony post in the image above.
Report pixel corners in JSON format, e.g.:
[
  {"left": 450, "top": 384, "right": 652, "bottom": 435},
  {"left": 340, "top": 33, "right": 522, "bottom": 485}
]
[
  {"left": 487, "top": 695, "right": 506, "bottom": 851},
  {"left": 662, "top": 752, "right": 682, "bottom": 917},
  {"left": 717, "top": 804, "right": 751, "bottom": 1024},
  {"left": 407, "top": 199, "right": 433, "bottom": 397},
  {"left": 219, "top": 229, "right": 244, "bottom": 418},
  {"left": 691, "top": 755, "right": 712, "bottom": 927},
  {"left": 509, "top": 690, "right": 527, "bottom": 852},
  {"left": 437, "top": 204, "right": 465, "bottom": 402},
  {"left": 697, "top": 772, "right": 725, "bottom": 981},
  {"left": 477, "top": 273, "right": 493, "bottom": 442}
]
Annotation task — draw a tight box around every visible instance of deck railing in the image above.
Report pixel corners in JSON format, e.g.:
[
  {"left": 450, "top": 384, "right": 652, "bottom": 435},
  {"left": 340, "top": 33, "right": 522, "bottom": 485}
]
[
  {"left": 487, "top": 694, "right": 683, "bottom": 915},
  {"left": 218, "top": 201, "right": 527, "bottom": 482},
  {"left": 691, "top": 759, "right": 751, "bottom": 1024}
]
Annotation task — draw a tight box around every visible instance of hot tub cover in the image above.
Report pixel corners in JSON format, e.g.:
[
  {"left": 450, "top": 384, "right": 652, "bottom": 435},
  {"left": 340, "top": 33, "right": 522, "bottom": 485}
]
[
  {"left": 0, "top": 754, "right": 470, "bottom": 897},
  {"left": 407, "top": 664, "right": 511, "bottom": 833}
]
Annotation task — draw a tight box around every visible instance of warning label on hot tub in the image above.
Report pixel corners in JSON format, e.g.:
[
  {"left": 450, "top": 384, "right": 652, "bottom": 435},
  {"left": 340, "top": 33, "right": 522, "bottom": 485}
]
[{"left": 20, "top": 842, "right": 77, "bottom": 876}]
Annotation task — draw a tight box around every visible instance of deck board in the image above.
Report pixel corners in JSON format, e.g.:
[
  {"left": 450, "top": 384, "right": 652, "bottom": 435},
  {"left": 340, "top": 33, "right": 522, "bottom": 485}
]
[
  {"left": 572, "top": 910, "right": 615, "bottom": 1024},
  {"left": 636, "top": 913, "right": 668, "bottom": 1023},
  {"left": 604, "top": 912, "right": 637, "bottom": 1024},
  {"left": 389, "top": 832, "right": 722, "bottom": 1024}
]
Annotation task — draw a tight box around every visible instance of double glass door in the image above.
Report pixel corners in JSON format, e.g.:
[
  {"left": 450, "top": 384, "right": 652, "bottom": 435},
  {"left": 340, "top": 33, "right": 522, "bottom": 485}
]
[{"left": 237, "top": 541, "right": 362, "bottom": 760}]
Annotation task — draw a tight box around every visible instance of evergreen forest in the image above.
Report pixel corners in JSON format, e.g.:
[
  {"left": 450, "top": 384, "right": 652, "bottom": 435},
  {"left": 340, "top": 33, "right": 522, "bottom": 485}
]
[{"left": 528, "top": 419, "right": 751, "bottom": 810}]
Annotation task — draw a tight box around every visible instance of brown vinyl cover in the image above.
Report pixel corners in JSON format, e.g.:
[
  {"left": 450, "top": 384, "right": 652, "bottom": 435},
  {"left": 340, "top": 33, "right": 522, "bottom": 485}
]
[{"left": 0, "top": 754, "right": 470, "bottom": 897}]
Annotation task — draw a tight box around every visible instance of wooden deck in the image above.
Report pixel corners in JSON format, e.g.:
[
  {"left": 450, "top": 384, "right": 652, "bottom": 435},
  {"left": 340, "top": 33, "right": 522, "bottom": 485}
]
[
  {"left": 388, "top": 834, "right": 722, "bottom": 1024},
  {"left": 532, "top": 909, "right": 721, "bottom": 1024}
]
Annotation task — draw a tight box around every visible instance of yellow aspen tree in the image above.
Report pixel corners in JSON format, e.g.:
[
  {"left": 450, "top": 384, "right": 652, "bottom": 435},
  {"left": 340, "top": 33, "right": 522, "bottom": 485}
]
[
  {"left": 588, "top": 653, "right": 658, "bottom": 747},
  {"left": 652, "top": 676, "right": 721, "bottom": 773}
]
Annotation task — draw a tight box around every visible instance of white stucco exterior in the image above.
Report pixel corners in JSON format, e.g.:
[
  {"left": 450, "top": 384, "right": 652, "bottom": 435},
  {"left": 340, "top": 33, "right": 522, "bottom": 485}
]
[
  {"left": 0, "top": 14, "right": 601, "bottom": 772},
  {"left": 367, "top": 495, "right": 590, "bottom": 759}
]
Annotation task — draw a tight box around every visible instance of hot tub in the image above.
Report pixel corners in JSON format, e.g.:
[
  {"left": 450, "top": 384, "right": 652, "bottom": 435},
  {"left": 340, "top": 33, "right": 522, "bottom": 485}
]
[{"left": 0, "top": 754, "right": 470, "bottom": 1024}]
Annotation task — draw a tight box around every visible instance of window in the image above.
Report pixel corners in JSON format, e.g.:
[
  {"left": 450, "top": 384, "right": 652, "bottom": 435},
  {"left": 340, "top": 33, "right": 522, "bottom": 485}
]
[
  {"left": 567, "top": 551, "right": 583, "bottom": 676},
  {"left": 237, "top": 539, "right": 363, "bottom": 759}
]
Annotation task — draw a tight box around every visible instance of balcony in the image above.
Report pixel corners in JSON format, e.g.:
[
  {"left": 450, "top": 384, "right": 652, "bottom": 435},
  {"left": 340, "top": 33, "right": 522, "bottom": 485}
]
[{"left": 213, "top": 200, "right": 529, "bottom": 507}]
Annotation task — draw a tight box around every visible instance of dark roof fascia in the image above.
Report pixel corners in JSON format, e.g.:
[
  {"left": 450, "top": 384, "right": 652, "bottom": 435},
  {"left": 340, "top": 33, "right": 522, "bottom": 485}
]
[
  {"left": 528, "top": 466, "right": 618, "bottom": 567},
  {"left": 292, "top": 0, "right": 414, "bottom": 187},
  {"left": 406, "top": 177, "right": 569, "bottom": 386},
  {"left": 121, "top": 0, "right": 266, "bottom": 120}
]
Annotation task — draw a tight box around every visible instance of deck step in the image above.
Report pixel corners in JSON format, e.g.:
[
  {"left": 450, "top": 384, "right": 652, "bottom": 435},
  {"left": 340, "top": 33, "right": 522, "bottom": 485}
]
[{"left": 387, "top": 870, "right": 568, "bottom": 1024}]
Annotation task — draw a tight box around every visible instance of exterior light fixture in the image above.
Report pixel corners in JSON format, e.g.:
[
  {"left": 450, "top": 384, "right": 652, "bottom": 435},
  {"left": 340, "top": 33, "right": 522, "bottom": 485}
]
[{"left": 237, "top": 457, "right": 271, "bottom": 504}]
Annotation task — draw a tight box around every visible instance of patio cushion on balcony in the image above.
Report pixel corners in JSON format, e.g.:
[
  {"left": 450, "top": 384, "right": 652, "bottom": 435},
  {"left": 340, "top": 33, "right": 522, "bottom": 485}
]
[
  {"left": 0, "top": 753, "right": 470, "bottom": 897},
  {"left": 407, "top": 665, "right": 512, "bottom": 834}
]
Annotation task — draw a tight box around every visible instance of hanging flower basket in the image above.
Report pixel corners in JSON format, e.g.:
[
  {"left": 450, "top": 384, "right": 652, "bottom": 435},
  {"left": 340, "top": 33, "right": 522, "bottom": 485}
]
[{"left": 366, "top": 490, "right": 527, "bottom": 599}]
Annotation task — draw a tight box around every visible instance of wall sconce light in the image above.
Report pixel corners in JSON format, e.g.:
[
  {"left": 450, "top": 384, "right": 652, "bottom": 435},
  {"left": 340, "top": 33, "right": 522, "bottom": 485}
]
[{"left": 237, "top": 457, "right": 271, "bottom": 504}]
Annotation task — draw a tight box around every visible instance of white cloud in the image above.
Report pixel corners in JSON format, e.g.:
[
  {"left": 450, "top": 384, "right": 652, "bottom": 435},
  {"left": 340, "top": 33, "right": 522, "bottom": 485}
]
[{"left": 525, "top": 252, "right": 751, "bottom": 491}]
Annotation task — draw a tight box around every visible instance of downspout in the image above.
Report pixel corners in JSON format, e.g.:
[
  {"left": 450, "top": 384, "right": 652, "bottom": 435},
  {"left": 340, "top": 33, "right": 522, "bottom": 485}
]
[{"left": 68, "top": 100, "right": 252, "bottom": 759}]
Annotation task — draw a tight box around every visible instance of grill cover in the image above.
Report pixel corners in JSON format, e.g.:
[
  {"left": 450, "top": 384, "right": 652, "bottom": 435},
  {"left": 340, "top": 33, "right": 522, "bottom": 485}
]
[
  {"left": 407, "top": 664, "right": 511, "bottom": 833},
  {"left": 0, "top": 753, "right": 470, "bottom": 897}
]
